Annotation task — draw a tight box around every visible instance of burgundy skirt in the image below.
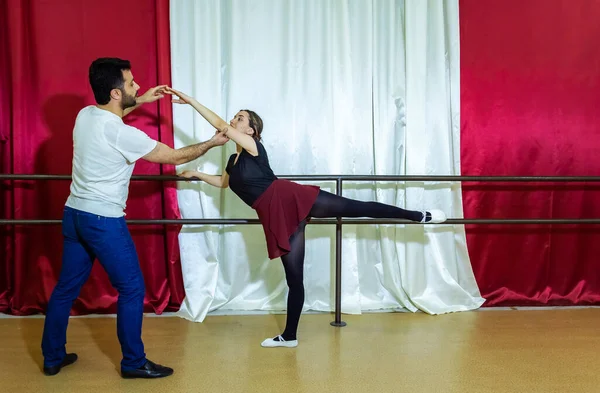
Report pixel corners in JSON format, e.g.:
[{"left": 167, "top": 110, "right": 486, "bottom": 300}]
[{"left": 252, "top": 179, "right": 320, "bottom": 260}]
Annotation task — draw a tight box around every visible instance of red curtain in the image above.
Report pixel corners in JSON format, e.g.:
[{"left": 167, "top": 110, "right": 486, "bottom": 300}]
[
  {"left": 0, "top": 0, "right": 184, "bottom": 315},
  {"left": 0, "top": 0, "right": 11, "bottom": 313},
  {"left": 460, "top": 0, "right": 600, "bottom": 306}
]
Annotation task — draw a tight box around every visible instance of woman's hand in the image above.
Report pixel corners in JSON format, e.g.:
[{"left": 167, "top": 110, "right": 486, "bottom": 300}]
[
  {"left": 165, "top": 87, "right": 230, "bottom": 135},
  {"left": 165, "top": 87, "right": 193, "bottom": 104},
  {"left": 178, "top": 170, "right": 199, "bottom": 182}
]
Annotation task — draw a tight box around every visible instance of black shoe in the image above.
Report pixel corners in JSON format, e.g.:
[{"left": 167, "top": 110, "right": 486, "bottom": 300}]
[
  {"left": 43, "top": 353, "right": 78, "bottom": 376},
  {"left": 121, "top": 359, "right": 174, "bottom": 379}
]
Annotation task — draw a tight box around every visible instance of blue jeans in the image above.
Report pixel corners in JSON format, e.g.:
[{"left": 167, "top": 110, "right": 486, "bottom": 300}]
[{"left": 41, "top": 206, "right": 146, "bottom": 371}]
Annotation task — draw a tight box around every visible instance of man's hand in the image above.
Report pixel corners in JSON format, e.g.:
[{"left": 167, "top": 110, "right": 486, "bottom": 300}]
[
  {"left": 210, "top": 129, "right": 229, "bottom": 146},
  {"left": 136, "top": 85, "right": 168, "bottom": 104}
]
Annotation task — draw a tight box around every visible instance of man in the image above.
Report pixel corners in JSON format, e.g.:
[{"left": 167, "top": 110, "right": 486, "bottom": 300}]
[{"left": 41, "top": 57, "right": 227, "bottom": 379}]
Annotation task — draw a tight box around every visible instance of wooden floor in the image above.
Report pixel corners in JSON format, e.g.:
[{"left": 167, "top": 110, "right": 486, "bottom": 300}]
[{"left": 1, "top": 309, "right": 599, "bottom": 393}]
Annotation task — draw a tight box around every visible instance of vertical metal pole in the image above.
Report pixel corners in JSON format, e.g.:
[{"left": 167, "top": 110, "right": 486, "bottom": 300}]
[{"left": 330, "top": 177, "right": 347, "bottom": 327}]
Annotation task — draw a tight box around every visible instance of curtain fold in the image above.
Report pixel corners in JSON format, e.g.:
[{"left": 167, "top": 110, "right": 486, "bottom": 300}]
[
  {"left": 0, "top": 0, "right": 13, "bottom": 313},
  {"left": 156, "top": 0, "right": 186, "bottom": 308}
]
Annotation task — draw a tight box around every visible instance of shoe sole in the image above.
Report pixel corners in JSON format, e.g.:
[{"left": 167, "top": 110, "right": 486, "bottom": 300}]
[
  {"left": 121, "top": 371, "right": 174, "bottom": 379},
  {"left": 261, "top": 343, "right": 298, "bottom": 348}
]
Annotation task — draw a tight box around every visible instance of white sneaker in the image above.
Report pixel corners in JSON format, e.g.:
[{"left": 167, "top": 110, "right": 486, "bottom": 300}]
[
  {"left": 260, "top": 335, "right": 298, "bottom": 348},
  {"left": 421, "top": 209, "right": 447, "bottom": 224}
]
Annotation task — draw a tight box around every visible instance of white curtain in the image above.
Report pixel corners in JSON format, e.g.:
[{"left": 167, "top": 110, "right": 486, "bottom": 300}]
[{"left": 170, "top": 0, "right": 485, "bottom": 322}]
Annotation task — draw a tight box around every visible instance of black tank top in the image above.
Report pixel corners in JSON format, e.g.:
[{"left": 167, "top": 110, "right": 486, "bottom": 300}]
[{"left": 225, "top": 141, "right": 277, "bottom": 207}]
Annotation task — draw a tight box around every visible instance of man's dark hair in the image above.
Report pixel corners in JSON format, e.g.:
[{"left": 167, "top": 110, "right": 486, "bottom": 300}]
[{"left": 88, "top": 58, "right": 131, "bottom": 105}]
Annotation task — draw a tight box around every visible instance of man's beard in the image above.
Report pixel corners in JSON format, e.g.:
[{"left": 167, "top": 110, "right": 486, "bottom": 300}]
[{"left": 120, "top": 89, "right": 137, "bottom": 110}]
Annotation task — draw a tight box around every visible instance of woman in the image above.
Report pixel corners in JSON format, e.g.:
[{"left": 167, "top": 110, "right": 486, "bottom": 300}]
[{"left": 166, "top": 87, "right": 446, "bottom": 348}]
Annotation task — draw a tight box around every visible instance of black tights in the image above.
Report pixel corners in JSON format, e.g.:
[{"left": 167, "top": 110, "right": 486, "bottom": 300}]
[{"left": 279, "top": 190, "right": 424, "bottom": 341}]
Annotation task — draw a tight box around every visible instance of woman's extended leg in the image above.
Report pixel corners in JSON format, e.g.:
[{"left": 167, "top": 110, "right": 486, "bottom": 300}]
[{"left": 308, "top": 190, "right": 446, "bottom": 223}]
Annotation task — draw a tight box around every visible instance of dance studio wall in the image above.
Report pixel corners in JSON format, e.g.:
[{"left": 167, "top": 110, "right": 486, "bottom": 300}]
[
  {"left": 460, "top": 0, "right": 600, "bottom": 305},
  {"left": 0, "top": 0, "right": 184, "bottom": 315}
]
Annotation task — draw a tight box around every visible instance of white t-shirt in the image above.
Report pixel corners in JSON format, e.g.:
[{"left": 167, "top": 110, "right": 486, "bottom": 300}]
[{"left": 65, "top": 106, "right": 158, "bottom": 217}]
